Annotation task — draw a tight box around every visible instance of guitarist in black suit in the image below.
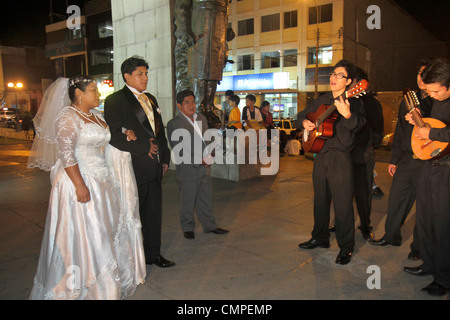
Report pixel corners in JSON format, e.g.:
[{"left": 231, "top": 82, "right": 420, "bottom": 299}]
[
  {"left": 104, "top": 56, "right": 175, "bottom": 268},
  {"left": 297, "top": 60, "right": 366, "bottom": 265}
]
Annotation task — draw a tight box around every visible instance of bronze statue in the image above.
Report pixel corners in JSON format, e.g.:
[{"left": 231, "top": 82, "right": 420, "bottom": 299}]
[{"left": 174, "top": 0, "right": 234, "bottom": 128}]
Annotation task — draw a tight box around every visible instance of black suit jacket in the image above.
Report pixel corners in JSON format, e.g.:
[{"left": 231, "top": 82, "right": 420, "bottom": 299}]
[{"left": 104, "top": 85, "right": 170, "bottom": 185}]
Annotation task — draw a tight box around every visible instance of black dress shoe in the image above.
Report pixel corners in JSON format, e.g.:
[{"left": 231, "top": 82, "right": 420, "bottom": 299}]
[
  {"left": 369, "top": 238, "right": 400, "bottom": 246},
  {"left": 407, "top": 249, "right": 420, "bottom": 260},
  {"left": 184, "top": 231, "right": 195, "bottom": 239},
  {"left": 421, "top": 281, "right": 447, "bottom": 296},
  {"left": 148, "top": 255, "right": 175, "bottom": 268},
  {"left": 373, "top": 186, "right": 384, "bottom": 199},
  {"left": 206, "top": 228, "right": 229, "bottom": 235},
  {"left": 403, "top": 266, "right": 429, "bottom": 276},
  {"left": 298, "top": 238, "right": 330, "bottom": 249},
  {"left": 362, "top": 231, "right": 374, "bottom": 241},
  {"left": 335, "top": 250, "right": 352, "bottom": 265}
]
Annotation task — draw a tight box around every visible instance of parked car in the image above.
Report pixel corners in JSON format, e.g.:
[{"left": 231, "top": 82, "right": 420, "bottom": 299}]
[
  {"left": 5, "top": 116, "right": 18, "bottom": 129},
  {"left": 1, "top": 110, "right": 16, "bottom": 122},
  {"left": 273, "top": 118, "right": 297, "bottom": 135}
]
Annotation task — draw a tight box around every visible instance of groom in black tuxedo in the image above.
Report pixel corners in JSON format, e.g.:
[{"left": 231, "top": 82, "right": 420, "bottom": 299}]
[{"left": 104, "top": 56, "right": 174, "bottom": 268}]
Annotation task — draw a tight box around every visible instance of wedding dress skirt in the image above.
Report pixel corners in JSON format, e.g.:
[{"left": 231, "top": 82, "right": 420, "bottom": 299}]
[{"left": 29, "top": 108, "right": 146, "bottom": 300}]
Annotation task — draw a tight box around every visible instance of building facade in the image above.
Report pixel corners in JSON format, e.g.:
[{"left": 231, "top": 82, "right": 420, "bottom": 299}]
[
  {"left": 45, "top": 0, "right": 115, "bottom": 110},
  {"left": 0, "top": 46, "right": 54, "bottom": 116}
]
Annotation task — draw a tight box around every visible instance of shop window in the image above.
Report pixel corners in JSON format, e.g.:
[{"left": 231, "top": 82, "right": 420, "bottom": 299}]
[
  {"left": 238, "top": 18, "right": 254, "bottom": 36},
  {"left": 284, "top": 10, "right": 298, "bottom": 29},
  {"left": 238, "top": 54, "right": 254, "bottom": 70},
  {"left": 223, "top": 55, "right": 233, "bottom": 72},
  {"left": 261, "top": 51, "right": 280, "bottom": 68},
  {"left": 283, "top": 49, "right": 297, "bottom": 67},
  {"left": 97, "top": 21, "right": 113, "bottom": 39},
  {"left": 261, "top": 13, "right": 280, "bottom": 32},
  {"left": 307, "top": 45, "right": 332, "bottom": 65},
  {"left": 308, "top": 3, "right": 333, "bottom": 24},
  {"left": 90, "top": 48, "right": 113, "bottom": 66},
  {"left": 265, "top": 93, "right": 298, "bottom": 119}
]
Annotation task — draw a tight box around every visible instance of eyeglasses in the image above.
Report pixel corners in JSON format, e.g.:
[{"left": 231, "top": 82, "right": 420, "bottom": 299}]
[{"left": 329, "top": 73, "right": 348, "bottom": 79}]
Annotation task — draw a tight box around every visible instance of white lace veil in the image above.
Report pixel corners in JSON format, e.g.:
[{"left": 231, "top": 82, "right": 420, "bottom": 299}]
[{"left": 27, "top": 77, "right": 71, "bottom": 171}]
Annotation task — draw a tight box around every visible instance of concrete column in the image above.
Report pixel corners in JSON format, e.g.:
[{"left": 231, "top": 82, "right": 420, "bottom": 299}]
[{"left": 111, "top": 0, "right": 175, "bottom": 124}]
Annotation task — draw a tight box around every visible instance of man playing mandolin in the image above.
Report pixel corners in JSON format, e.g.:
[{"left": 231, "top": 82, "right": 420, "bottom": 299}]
[
  {"left": 297, "top": 60, "right": 367, "bottom": 265},
  {"left": 404, "top": 57, "right": 450, "bottom": 296}
]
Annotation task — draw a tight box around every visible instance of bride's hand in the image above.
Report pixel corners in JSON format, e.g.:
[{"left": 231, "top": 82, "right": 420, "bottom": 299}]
[{"left": 76, "top": 184, "right": 91, "bottom": 203}]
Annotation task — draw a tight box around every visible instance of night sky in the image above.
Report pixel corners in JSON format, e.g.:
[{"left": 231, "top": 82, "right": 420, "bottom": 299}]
[
  {"left": 0, "top": 0, "right": 449, "bottom": 49},
  {"left": 0, "top": 0, "right": 89, "bottom": 47}
]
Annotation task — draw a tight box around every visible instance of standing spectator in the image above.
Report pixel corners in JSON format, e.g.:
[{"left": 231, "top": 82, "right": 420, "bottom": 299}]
[{"left": 167, "top": 89, "right": 229, "bottom": 239}]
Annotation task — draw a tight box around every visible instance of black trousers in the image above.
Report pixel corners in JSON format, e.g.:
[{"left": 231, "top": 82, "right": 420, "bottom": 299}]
[
  {"left": 138, "top": 179, "right": 162, "bottom": 262},
  {"left": 416, "top": 161, "right": 450, "bottom": 289},
  {"left": 312, "top": 150, "right": 355, "bottom": 252},
  {"left": 352, "top": 148, "right": 376, "bottom": 233},
  {"left": 383, "top": 156, "right": 423, "bottom": 249}
]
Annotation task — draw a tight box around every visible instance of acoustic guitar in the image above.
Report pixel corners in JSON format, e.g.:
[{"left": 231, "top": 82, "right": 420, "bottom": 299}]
[
  {"left": 404, "top": 89, "right": 449, "bottom": 160},
  {"left": 302, "top": 79, "right": 369, "bottom": 154}
]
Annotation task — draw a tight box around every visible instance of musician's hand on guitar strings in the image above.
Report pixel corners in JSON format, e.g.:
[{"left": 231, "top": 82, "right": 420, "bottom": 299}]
[
  {"left": 302, "top": 119, "right": 315, "bottom": 131},
  {"left": 335, "top": 96, "right": 351, "bottom": 119},
  {"left": 415, "top": 127, "right": 431, "bottom": 140}
]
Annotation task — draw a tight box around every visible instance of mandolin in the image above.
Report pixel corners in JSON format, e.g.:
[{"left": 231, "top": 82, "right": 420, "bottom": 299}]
[
  {"left": 404, "top": 89, "right": 449, "bottom": 160},
  {"left": 302, "top": 79, "right": 369, "bottom": 154}
]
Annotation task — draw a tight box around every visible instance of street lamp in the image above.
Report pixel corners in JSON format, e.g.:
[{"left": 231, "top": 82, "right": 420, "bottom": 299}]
[{"left": 7, "top": 82, "right": 23, "bottom": 113}]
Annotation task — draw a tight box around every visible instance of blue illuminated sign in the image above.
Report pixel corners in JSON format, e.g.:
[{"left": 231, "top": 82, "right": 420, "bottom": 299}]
[{"left": 218, "top": 73, "right": 281, "bottom": 91}]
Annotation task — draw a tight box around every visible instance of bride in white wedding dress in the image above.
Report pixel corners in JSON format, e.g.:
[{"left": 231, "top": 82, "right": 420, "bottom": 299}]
[{"left": 28, "top": 76, "right": 146, "bottom": 299}]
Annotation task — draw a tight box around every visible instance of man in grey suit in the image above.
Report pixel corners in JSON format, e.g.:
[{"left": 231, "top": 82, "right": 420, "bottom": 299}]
[{"left": 167, "top": 89, "right": 229, "bottom": 239}]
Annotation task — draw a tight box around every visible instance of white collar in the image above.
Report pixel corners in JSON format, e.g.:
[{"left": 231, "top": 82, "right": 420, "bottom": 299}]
[
  {"left": 180, "top": 111, "right": 198, "bottom": 123},
  {"left": 126, "top": 84, "right": 148, "bottom": 98}
]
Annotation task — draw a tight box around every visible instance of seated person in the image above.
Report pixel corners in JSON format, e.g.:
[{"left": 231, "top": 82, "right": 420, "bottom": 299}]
[
  {"left": 285, "top": 130, "right": 302, "bottom": 155},
  {"left": 227, "top": 95, "right": 242, "bottom": 130},
  {"left": 242, "top": 94, "right": 263, "bottom": 129}
]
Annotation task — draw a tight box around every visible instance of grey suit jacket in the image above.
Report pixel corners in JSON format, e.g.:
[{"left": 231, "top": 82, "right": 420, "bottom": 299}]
[{"left": 167, "top": 112, "right": 211, "bottom": 181}]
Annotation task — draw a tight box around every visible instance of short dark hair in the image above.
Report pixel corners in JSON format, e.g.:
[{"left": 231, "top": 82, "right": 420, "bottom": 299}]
[
  {"left": 176, "top": 89, "right": 195, "bottom": 104},
  {"left": 417, "top": 57, "right": 434, "bottom": 73},
  {"left": 421, "top": 57, "right": 450, "bottom": 89},
  {"left": 68, "top": 75, "right": 96, "bottom": 102},
  {"left": 230, "top": 94, "right": 240, "bottom": 106},
  {"left": 334, "top": 60, "right": 356, "bottom": 82},
  {"left": 245, "top": 94, "right": 256, "bottom": 103},
  {"left": 121, "top": 56, "right": 149, "bottom": 82},
  {"left": 225, "top": 90, "right": 234, "bottom": 97},
  {"left": 261, "top": 100, "right": 270, "bottom": 108}
]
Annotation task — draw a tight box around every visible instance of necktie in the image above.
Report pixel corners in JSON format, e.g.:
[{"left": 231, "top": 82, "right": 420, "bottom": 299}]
[{"left": 138, "top": 93, "right": 156, "bottom": 133}]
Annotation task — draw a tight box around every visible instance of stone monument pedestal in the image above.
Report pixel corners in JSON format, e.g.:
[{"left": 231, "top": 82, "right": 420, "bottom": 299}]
[{"left": 211, "top": 162, "right": 261, "bottom": 181}]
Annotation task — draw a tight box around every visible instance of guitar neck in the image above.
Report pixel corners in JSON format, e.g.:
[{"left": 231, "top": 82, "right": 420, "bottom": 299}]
[
  {"left": 316, "top": 92, "right": 346, "bottom": 126},
  {"left": 410, "top": 108, "right": 426, "bottom": 127},
  {"left": 316, "top": 104, "right": 337, "bottom": 126},
  {"left": 405, "top": 90, "right": 426, "bottom": 128}
]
